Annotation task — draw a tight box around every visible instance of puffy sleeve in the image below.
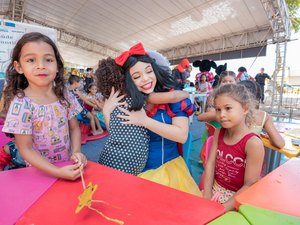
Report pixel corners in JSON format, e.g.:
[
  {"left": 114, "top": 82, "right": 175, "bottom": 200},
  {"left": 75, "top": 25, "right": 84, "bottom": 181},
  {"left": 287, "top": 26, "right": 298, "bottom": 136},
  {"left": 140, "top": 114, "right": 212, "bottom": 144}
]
[
  {"left": 168, "top": 98, "right": 196, "bottom": 117},
  {"left": 2, "top": 96, "right": 33, "bottom": 135},
  {"left": 65, "top": 91, "right": 83, "bottom": 120}
]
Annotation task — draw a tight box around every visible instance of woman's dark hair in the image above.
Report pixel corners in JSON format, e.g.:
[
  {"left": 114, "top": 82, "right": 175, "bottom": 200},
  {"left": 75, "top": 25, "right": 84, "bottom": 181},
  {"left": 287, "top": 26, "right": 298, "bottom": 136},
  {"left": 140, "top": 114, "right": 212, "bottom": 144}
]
[
  {"left": 3, "top": 32, "right": 67, "bottom": 112},
  {"left": 95, "top": 57, "right": 126, "bottom": 99},
  {"left": 239, "top": 80, "right": 261, "bottom": 109},
  {"left": 122, "top": 54, "right": 179, "bottom": 111}
]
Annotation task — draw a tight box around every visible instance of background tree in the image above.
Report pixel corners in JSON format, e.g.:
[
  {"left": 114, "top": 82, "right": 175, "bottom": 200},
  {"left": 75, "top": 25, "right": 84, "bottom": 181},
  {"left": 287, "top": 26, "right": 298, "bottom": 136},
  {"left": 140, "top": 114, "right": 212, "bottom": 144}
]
[{"left": 286, "top": 0, "right": 300, "bottom": 32}]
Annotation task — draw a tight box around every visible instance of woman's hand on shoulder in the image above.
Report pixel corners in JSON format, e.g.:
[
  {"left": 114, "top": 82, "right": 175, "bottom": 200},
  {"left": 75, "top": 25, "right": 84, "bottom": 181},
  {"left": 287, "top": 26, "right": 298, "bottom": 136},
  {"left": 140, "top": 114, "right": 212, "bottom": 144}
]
[
  {"left": 103, "top": 87, "right": 126, "bottom": 116},
  {"left": 117, "top": 107, "right": 149, "bottom": 127}
]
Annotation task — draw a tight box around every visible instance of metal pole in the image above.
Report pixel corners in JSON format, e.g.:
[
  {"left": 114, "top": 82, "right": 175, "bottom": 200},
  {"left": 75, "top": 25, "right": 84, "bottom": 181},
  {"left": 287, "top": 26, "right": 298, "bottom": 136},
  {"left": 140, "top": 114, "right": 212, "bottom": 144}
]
[
  {"left": 278, "top": 41, "right": 287, "bottom": 115},
  {"left": 271, "top": 42, "right": 280, "bottom": 113},
  {"left": 11, "top": 0, "right": 15, "bottom": 20}
]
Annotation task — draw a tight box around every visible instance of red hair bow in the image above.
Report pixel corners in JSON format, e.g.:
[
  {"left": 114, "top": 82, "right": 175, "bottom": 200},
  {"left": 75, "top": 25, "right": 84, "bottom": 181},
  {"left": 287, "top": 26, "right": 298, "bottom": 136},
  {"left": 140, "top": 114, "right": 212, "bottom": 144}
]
[{"left": 115, "top": 42, "right": 147, "bottom": 66}]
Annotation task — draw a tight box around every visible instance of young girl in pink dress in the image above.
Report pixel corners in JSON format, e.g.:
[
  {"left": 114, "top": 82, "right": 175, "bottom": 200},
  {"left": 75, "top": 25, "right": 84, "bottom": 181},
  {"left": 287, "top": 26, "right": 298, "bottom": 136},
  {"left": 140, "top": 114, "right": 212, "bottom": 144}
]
[{"left": 2, "top": 32, "right": 86, "bottom": 180}]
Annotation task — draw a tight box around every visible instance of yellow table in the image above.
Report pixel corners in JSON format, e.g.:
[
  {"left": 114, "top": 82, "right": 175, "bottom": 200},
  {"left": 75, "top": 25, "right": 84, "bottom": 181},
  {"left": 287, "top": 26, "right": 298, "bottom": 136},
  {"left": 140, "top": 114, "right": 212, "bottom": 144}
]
[{"left": 261, "top": 122, "right": 300, "bottom": 173}]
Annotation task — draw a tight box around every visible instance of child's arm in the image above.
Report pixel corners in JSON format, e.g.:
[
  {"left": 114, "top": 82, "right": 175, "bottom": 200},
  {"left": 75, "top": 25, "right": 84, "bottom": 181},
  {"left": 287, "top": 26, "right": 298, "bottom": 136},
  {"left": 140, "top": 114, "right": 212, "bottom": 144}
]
[
  {"left": 117, "top": 107, "right": 189, "bottom": 143},
  {"left": 69, "top": 117, "right": 87, "bottom": 165},
  {"left": 147, "top": 91, "right": 189, "bottom": 104},
  {"left": 74, "top": 89, "right": 89, "bottom": 103},
  {"left": 203, "top": 129, "right": 220, "bottom": 198},
  {"left": 15, "top": 134, "right": 82, "bottom": 180},
  {"left": 222, "top": 136, "right": 264, "bottom": 211},
  {"left": 94, "top": 99, "right": 104, "bottom": 111},
  {"left": 263, "top": 113, "right": 285, "bottom": 149},
  {"left": 82, "top": 97, "right": 97, "bottom": 108},
  {"left": 197, "top": 110, "right": 217, "bottom": 122}
]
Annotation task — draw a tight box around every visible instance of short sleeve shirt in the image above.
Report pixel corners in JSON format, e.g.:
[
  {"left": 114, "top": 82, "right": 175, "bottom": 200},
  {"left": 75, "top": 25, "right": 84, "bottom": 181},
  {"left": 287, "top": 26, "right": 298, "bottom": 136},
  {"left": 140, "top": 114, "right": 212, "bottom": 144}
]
[{"left": 2, "top": 92, "right": 82, "bottom": 163}]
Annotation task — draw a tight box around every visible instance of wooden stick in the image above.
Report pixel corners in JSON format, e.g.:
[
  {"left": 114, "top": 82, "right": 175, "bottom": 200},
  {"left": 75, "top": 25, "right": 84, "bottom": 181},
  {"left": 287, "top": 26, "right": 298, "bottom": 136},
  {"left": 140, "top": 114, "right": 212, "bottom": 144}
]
[
  {"left": 88, "top": 206, "right": 124, "bottom": 225},
  {"left": 91, "top": 200, "right": 122, "bottom": 209},
  {"left": 80, "top": 168, "right": 86, "bottom": 189}
]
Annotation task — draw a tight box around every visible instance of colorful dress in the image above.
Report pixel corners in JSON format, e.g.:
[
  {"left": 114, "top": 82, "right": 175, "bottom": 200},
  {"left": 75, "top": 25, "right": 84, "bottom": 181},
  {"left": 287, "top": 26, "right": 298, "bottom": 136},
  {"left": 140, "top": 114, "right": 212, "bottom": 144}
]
[
  {"left": 2, "top": 92, "right": 82, "bottom": 164},
  {"left": 84, "top": 93, "right": 103, "bottom": 112},
  {"left": 138, "top": 98, "right": 202, "bottom": 196},
  {"left": 98, "top": 96, "right": 149, "bottom": 175}
]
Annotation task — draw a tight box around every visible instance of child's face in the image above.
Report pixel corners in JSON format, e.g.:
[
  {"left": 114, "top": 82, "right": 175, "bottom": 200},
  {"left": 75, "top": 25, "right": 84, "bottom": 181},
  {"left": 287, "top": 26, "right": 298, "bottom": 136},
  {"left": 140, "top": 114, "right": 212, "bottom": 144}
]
[
  {"left": 201, "top": 75, "right": 206, "bottom": 82},
  {"left": 14, "top": 41, "right": 57, "bottom": 88},
  {"left": 89, "top": 85, "right": 97, "bottom": 95},
  {"left": 215, "top": 94, "right": 248, "bottom": 129},
  {"left": 73, "top": 81, "right": 81, "bottom": 89},
  {"left": 220, "top": 76, "right": 236, "bottom": 86},
  {"left": 129, "top": 61, "right": 157, "bottom": 94}
]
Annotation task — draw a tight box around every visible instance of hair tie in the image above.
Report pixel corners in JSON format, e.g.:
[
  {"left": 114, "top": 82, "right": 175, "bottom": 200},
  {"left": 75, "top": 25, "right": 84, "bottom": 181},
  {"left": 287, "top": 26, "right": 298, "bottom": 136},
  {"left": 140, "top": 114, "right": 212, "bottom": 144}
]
[{"left": 115, "top": 42, "right": 147, "bottom": 66}]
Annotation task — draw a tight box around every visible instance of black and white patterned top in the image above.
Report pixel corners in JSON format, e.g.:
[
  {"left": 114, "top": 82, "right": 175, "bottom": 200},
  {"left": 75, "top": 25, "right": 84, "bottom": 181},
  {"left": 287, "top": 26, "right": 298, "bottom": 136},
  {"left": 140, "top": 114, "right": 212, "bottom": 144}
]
[{"left": 98, "top": 96, "right": 149, "bottom": 175}]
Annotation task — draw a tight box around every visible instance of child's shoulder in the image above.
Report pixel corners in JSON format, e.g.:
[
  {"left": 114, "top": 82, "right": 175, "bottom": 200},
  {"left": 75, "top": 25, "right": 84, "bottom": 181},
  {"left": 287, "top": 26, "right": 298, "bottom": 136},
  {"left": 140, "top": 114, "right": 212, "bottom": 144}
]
[
  {"left": 11, "top": 94, "right": 31, "bottom": 106},
  {"left": 245, "top": 133, "right": 263, "bottom": 151}
]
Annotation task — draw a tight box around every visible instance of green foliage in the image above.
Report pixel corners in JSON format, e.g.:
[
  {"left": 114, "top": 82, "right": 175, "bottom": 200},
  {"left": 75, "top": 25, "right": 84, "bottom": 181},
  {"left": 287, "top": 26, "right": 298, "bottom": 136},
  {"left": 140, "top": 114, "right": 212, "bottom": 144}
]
[{"left": 286, "top": 0, "right": 300, "bottom": 32}]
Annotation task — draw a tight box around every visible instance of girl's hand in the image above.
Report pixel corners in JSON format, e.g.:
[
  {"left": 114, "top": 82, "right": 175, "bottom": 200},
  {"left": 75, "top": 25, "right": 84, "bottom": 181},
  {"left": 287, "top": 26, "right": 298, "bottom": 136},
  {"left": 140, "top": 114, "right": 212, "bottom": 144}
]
[
  {"left": 94, "top": 99, "right": 104, "bottom": 110},
  {"left": 103, "top": 87, "right": 126, "bottom": 115},
  {"left": 74, "top": 89, "right": 83, "bottom": 98},
  {"left": 58, "top": 164, "right": 82, "bottom": 180},
  {"left": 117, "top": 107, "right": 149, "bottom": 127},
  {"left": 203, "top": 190, "right": 213, "bottom": 200},
  {"left": 71, "top": 152, "right": 87, "bottom": 167}
]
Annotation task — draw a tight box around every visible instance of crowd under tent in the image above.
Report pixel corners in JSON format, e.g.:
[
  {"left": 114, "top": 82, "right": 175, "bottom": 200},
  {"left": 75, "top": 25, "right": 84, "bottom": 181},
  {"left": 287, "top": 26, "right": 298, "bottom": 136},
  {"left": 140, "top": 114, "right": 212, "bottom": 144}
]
[{"left": 0, "top": 0, "right": 292, "bottom": 117}]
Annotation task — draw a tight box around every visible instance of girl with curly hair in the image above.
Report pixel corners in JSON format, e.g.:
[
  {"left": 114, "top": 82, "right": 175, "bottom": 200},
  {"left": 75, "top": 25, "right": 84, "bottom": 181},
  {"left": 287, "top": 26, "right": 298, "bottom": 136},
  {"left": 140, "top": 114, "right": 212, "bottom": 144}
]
[
  {"left": 96, "top": 57, "right": 148, "bottom": 176},
  {"left": 1, "top": 32, "right": 86, "bottom": 180}
]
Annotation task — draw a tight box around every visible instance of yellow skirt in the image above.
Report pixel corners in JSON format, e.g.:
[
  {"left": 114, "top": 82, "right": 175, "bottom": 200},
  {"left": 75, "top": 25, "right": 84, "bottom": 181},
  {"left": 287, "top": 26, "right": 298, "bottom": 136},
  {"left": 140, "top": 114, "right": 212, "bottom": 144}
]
[{"left": 138, "top": 156, "right": 202, "bottom": 197}]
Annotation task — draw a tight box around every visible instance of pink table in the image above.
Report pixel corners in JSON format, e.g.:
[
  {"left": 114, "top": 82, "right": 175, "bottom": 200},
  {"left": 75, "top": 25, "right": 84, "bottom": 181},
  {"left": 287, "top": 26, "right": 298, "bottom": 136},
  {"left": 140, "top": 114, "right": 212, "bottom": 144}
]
[{"left": 0, "top": 166, "right": 58, "bottom": 225}]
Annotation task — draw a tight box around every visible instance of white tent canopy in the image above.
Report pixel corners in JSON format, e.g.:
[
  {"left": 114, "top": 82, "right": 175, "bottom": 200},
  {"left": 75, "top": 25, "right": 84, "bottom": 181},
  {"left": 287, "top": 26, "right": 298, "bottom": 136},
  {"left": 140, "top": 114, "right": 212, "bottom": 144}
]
[{"left": 0, "top": 0, "right": 290, "bottom": 67}]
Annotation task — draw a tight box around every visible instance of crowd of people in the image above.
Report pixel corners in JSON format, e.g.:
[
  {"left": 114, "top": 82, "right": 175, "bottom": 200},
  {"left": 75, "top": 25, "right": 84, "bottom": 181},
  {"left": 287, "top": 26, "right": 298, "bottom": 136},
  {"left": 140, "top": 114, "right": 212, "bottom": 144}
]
[{"left": 0, "top": 32, "right": 285, "bottom": 212}]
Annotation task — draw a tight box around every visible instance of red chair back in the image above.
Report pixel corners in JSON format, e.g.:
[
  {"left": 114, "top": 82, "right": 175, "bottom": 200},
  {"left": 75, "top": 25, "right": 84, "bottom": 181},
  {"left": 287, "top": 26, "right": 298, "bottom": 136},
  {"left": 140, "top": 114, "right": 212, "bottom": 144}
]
[
  {"left": 0, "top": 125, "right": 13, "bottom": 147},
  {"left": 199, "top": 136, "right": 214, "bottom": 190}
]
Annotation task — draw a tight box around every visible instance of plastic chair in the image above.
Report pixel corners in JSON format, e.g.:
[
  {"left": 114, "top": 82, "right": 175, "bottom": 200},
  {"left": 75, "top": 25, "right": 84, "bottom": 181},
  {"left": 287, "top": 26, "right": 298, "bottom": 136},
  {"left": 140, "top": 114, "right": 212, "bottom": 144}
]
[
  {"left": 206, "top": 122, "right": 216, "bottom": 137},
  {"left": 182, "top": 131, "right": 192, "bottom": 174},
  {"left": 79, "top": 123, "right": 108, "bottom": 144},
  {"left": 200, "top": 121, "right": 219, "bottom": 164},
  {"left": 199, "top": 135, "right": 213, "bottom": 190}
]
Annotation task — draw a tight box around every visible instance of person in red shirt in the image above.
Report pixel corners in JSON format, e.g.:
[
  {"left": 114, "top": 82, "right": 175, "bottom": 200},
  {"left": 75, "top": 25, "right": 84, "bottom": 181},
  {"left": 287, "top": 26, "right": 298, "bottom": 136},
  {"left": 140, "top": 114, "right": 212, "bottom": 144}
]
[
  {"left": 172, "top": 58, "right": 190, "bottom": 89},
  {"left": 203, "top": 84, "right": 264, "bottom": 211}
]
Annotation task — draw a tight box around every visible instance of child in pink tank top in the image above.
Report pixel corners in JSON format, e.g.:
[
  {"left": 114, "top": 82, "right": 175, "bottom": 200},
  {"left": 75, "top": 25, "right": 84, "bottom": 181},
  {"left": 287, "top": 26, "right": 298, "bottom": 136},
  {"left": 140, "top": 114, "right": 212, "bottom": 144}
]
[{"left": 203, "top": 84, "right": 264, "bottom": 211}]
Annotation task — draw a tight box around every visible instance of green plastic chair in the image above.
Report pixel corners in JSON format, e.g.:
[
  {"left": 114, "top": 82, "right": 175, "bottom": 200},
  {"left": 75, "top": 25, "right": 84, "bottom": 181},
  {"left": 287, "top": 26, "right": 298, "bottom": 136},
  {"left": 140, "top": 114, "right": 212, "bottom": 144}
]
[
  {"left": 239, "top": 205, "right": 300, "bottom": 225},
  {"left": 207, "top": 211, "right": 250, "bottom": 225}
]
